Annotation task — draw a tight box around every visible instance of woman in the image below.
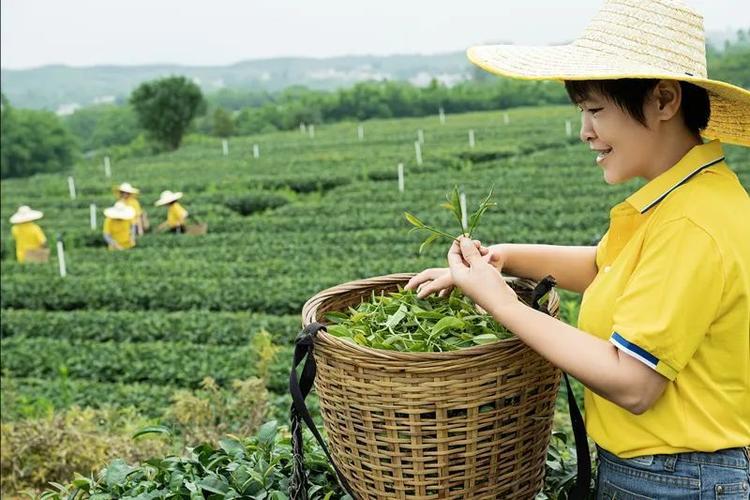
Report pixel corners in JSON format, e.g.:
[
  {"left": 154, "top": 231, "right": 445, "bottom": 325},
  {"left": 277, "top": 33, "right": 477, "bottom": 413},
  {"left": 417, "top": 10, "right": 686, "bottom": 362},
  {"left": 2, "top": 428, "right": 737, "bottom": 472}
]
[
  {"left": 102, "top": 201, "right": 136, "bottom": 250},
  {"left": 9, "top": 205, "right": 47, "bottom": 263},
  {"left": 114, "top": 182, "right": 148, "bottom": 236},
  {"left": 154, "top": 190, "right": 188, "bottom": 233},
  {"left": 406, "top": 0, "right": 750, "bottom": 497}
]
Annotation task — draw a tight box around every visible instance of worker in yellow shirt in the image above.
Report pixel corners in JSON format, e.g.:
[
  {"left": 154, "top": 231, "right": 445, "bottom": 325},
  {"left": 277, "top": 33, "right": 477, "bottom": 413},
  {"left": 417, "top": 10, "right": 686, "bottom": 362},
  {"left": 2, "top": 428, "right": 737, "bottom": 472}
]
[
  {"left": 103, "top": 201, "right": 136, "bottom": 250},
  {"left": 154, "top": 190, "right": 188, "bottom": 233},
  {"left": 114, "top": 182, "right": 149, "bottom": 236},
  {"left": 9, "top": 205, "right": 47, "bottom": 263}
]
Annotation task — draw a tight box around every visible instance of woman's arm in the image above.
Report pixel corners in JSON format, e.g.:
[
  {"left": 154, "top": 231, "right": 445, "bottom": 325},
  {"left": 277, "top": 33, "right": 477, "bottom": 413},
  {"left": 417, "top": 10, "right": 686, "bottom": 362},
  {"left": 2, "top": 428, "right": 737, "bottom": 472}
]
[{"left": 491, "top": 244, "right": 598, "bottom": 294}]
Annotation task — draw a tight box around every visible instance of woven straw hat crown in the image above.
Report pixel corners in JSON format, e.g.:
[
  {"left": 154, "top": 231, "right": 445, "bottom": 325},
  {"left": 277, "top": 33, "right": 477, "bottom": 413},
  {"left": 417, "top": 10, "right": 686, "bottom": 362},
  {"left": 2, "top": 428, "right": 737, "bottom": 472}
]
[
  {"left": 9, "top": 205, "right": 43, "bottom": 224},
  {"left": 467, "top": 0, "right": 750, "bottom": 146}
]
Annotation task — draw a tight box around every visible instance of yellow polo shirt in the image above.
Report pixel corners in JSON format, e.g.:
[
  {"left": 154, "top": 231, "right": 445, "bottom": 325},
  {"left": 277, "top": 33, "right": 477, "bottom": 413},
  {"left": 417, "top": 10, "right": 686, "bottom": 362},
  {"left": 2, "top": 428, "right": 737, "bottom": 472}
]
[
  {"left": 11, "top": 222, "right": 47, "bottom": 263},
  {"left": 578, "top": 140, "right": 750, "bottom": 458},
  {"left": 103, "top": 217, "right": 135, "bottom": 249},
  {"left": 122, "top": 196, "right": 143, "bottom": 218},
  {"left": 167, "top": 202, "right": 188, "bottom": 228}
]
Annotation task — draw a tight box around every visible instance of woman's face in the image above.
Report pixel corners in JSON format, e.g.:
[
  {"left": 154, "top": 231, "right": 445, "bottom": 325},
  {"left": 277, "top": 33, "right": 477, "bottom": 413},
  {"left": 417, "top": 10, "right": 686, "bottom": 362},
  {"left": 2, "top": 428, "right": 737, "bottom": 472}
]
[{"left": 578, "top": 91, "right": 661, "bottom": 185}]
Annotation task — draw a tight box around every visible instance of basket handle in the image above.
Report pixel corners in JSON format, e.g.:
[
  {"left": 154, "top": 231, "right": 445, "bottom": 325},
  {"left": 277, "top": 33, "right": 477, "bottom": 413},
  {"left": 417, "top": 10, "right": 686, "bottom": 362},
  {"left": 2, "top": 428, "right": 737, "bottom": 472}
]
[
  {"left": 290, "top": 322, "right": 356, "bottom": 500},
  {"left": 531, "top": 276, "right": 592, "bottom": 499}
]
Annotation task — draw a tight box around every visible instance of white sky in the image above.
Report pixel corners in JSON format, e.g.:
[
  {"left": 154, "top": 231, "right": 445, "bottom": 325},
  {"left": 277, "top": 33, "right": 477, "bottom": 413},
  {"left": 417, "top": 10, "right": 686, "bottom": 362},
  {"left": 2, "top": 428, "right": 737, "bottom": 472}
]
[{"left": 1, "top": 0, "right": 748, "bottom": 69}]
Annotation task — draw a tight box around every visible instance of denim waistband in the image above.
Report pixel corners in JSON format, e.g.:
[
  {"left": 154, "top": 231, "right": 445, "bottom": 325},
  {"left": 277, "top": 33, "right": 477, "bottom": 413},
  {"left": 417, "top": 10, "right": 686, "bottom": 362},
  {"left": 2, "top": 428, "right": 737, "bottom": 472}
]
[{"left": 596, "top": 445, "right": 750, "bottom": 469}]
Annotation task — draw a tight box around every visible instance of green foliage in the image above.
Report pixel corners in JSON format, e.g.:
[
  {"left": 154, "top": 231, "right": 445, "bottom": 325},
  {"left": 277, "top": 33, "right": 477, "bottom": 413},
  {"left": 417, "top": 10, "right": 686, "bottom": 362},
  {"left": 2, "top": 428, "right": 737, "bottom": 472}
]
[
  {"left": 129, "top": 76, "right": 206, "bottom": 150},
  {"left": 64, "top": 104, "right": 139, "bottom": 152},
  {"left": 0, "top": 405, "right": 169, "bottom": 495},
  {"left": 41, "top": 421, "right": 351, "bottom": 500},
  {"left": 405, "top": 185, "right": 496, "bottom": 253},
  {"left": 324, "top": 287, "right": 514, "bottom": 352},
  {"left": 1, "top": 95, "right": 77, "bottom": 179},
  {"left": 225, "top": 191, "right": 289, "bottom": 216},
  {"left": 211, "top": 107, "right": 236, "bottom": 137}
]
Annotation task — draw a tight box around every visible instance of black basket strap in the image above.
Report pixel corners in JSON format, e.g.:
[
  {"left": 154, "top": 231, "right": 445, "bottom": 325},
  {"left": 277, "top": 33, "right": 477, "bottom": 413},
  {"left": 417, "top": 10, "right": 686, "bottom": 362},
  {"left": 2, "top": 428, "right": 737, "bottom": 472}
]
[
  {"left": 290, "top": 322, "right": 356, "bottom": 500},
  {"left": 531, "top": 275, "right": 591, "bottom": 500}
]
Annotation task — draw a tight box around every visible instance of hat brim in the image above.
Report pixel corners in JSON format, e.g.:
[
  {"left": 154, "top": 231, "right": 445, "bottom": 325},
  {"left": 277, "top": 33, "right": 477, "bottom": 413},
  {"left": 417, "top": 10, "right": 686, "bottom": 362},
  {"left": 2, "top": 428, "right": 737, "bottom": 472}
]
[
  {"left": 104, "top": 207, "right": 135, "bottom": 220},
  {"left": 154, "top": 193, "right": 183, "bottom": 206},
  {"left": 114, "top": 185, "right": 140, "bottom": 195},
  {"left": 10, "top": 211, "right": 43, "bottom": 224},
  {"left": 467, "top": 44, "right": 750, "bottom": 147}
]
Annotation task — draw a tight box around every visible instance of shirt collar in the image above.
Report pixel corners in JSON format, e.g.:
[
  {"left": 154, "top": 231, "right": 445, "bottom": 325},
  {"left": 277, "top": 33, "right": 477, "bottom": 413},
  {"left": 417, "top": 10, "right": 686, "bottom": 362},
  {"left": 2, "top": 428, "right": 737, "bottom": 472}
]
[{"left": 626, "top": 139, "right": 725, "bottom": 214}]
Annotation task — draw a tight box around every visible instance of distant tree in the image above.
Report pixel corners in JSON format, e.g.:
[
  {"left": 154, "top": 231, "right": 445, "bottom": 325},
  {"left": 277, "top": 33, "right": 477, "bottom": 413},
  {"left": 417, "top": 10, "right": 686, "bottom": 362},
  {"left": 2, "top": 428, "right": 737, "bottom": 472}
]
[
  {"left": 129, "top": 76, "right": 205, "bottom": 150},
  {"left": 212, "top": 107, "right": 235, "bottom": 137},
  {"left": 65, "top": 104, "right": 139, "bottom": 151},
  {"left": 1, "top": 94, "right": 77, "bottom": 179}
]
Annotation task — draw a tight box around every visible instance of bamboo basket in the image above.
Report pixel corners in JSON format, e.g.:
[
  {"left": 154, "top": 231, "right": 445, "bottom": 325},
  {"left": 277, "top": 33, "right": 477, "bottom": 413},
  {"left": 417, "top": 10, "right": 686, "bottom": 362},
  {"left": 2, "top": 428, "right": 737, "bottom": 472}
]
[
  {"left": 301, "top": 273, "right": 562, "bottom": 499},
  {"left": 185, "top": 223, "right": 208, "bottom": 236},
  {"left": 24, "top": 248, "right": 50, "bottom": 263}
]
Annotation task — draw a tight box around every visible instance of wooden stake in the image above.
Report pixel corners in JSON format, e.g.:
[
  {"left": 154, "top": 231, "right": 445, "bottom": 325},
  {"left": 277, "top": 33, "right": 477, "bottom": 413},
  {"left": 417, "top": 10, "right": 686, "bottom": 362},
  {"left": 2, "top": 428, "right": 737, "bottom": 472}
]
[
  {"left": 222, "top": 139, "right": 229, "bottom": 156},
  {"left": 439, "top": 107, "right": 446, "bottom": 124},
  {"left": 398, "top": 163, "right": 404, "bottom": 193},
  {"left": 358, "top": 124, "right": 364, "bottom": 140},
  {"left": 68, "top": 176, "right": 76, "bottom": 200},
  {"left": 469, "top": 130, "right": 475, "bottom": 148},
  {"left": 90, "top": 203, "right": 97, "bottom": 230},
  {"left": 57, "top": 238, "right": 67, "bottom": 278},
  {"left": 104, "top": 156, "right": 111, "bottom": 178},
  {"left": 414, "top": 141, "right": 422, "bottom": 166},
  {"left": 253, "top": 144, "right": 260, "bottom": 159}
]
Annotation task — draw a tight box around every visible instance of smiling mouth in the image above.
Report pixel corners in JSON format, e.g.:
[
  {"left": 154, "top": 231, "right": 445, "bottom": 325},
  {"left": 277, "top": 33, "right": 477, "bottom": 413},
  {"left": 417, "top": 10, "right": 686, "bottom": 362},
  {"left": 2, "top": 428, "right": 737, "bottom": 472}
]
[{"left": 596, "top": 148, "right": 613, "bottom": 163}]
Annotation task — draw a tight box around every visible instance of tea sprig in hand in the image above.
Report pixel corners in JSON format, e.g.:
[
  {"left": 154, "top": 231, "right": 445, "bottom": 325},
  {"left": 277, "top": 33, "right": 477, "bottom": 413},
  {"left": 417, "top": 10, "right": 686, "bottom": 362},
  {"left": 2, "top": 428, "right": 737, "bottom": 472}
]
[{"left": 404, "top": 185, "right": 496, "bottom": 254}]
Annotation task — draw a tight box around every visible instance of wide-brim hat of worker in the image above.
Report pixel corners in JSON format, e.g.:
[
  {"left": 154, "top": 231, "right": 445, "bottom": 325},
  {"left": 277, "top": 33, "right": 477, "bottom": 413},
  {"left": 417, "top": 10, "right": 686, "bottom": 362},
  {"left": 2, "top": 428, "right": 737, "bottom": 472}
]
[
  {"left": 466, "top": 0, "right": 750, "bottom": 147},
  {"left": 9, "top": 205, "right": 44, "bottom": 224},
  {"left": 113, "top": 182, "right": 140, "bottom": 195},
  {"left": 154, "top": 190, "right": 183, "bottom": 207},
  {"left": 103, "top": 201, "right": 136, "bottom": 220}
]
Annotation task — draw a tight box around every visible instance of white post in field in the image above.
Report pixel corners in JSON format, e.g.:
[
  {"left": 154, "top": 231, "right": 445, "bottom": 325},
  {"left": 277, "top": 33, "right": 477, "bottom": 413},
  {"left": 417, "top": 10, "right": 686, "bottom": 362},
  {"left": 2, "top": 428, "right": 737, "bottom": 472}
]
[
  {"left": 460, "top": 192, "right": 468, "bottom": 234},
  {"left": 104, "top": 156, "right": 111, "bottom": 178},
  {"left": 398, "top": 163, "right": 404, "bottom": 193},
  {"left": 358, "top": 124, "right": 364, "bottom": 140},
  {"left": 414, "top": 141, "right": 423, "bottom": 166},
  {"left": 503, "top": 112, "right": 510, "bottom": 125},
  {"left": 90, "top": 203, "right": 97, "bottom": 230},
  {"left": 309, "top": 124, "right": 315, "bottom": 139},
  {"left": 300, "top": 122, "right": 307, "bottom": 134},
  {"left": 222, "top": 139, "right": 229, "bottom": 156},
  {"left": 468, "top": 129, "right": 475, "bottom": 148},
  {"left": 417, "top": 129, "right": 424, "bottom": 144},
  {"left": 439, "top": 107, "right": 446, "bottom": 125},
  {"left": 67, "top": 176, "right": 76, "bottom": 200},
  {"left": 565, "top": 120, "right": 572, "bottom": 137},
  {"left": 253, "top": 144, "right": 260, "bottom": 159},
  {"left": 57, "top": 239, "right": 67, "bottom": 278}
]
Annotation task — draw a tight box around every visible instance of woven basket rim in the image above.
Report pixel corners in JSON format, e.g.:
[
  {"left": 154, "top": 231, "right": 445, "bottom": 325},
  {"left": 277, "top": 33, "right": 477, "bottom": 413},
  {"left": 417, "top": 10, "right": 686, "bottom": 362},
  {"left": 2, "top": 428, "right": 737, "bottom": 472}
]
[{"left": 301, "top": 272, "right": 559, "bottom": 362}]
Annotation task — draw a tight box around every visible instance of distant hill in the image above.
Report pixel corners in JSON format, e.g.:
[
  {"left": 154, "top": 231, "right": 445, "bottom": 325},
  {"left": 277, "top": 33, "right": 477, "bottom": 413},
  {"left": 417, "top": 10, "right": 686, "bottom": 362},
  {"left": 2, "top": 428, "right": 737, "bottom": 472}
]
[{"left": 0, "top": 53, "right": 472, "bottom": 112}]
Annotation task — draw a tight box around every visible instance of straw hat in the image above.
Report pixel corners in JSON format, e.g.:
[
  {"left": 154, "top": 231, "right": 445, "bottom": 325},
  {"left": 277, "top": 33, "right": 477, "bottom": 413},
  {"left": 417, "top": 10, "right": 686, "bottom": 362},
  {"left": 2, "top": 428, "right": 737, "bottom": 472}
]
[
  {"left": 466, "top": 0, "right": 750, "bottom": 147},
  {"left": 154, "top": 190, "right": 183, "bottom": 206},
  {"left": 115, "top": 182, "right": 140, "bottom": 195},
  {"left": 9, "top": 205, "right": 43, "bottom": 224},
  {"left": 104, "top": 201, "right": 136, "bottom": 220}
]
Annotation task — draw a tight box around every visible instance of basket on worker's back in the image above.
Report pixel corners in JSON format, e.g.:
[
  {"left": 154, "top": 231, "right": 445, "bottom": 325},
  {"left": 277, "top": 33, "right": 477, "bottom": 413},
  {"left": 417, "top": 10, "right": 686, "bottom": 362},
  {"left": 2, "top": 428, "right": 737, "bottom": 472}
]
[{"left": 291, "top": 272, "right": 562, "bottom": 499}]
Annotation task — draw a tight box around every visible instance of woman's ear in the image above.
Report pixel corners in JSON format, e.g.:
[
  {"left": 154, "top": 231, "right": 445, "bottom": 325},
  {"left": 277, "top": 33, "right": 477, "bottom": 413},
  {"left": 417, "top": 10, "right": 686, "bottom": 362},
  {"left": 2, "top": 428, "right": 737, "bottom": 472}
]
[{"left": 652, "top": 80, "right": 682, "bottom": 120}]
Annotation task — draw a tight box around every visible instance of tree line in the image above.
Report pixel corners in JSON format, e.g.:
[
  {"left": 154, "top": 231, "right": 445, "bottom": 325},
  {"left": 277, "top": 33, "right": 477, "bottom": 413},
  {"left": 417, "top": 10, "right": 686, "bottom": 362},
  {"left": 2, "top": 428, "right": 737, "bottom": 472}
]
[{"left": 2, "top": 31, "right": 748, "bottom": 179}]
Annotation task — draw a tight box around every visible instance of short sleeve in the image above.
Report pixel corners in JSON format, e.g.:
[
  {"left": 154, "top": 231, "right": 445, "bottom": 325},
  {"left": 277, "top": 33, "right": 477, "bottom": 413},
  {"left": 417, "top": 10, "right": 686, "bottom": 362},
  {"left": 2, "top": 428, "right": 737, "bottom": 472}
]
[
  {"left": 610, "top": 217, "right": 724, "bottom": 380},
  {"left": 34, "top": 225, "right": 46, "bottom": 245}
]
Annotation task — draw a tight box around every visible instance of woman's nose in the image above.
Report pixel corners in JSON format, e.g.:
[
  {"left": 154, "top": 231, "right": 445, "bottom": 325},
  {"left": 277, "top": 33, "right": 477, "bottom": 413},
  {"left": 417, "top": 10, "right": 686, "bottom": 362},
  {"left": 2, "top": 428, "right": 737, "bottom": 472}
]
[{"left": 580, "top": 114, "right": 596, "bottom": 143}]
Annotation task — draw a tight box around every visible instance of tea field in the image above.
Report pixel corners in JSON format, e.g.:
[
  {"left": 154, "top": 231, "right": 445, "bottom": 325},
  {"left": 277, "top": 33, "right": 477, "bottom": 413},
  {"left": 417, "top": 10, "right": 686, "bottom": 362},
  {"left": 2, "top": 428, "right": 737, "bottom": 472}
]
[{"left": 2, "top": 105, "right": 749, "bottom": 494}]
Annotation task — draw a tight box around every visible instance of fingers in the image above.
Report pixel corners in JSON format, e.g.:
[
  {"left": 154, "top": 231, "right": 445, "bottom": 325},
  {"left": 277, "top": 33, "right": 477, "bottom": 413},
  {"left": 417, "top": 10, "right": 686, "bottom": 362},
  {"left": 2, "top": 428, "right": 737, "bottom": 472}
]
[
  {"left": 416, "top": 274, "right": 452, "bottom": 299},
  {"left": 405, "top": 268, "right": 446, "bottom": 291},
  {"left": 458, "top": 237, "right": 483, "bottom": 265}
]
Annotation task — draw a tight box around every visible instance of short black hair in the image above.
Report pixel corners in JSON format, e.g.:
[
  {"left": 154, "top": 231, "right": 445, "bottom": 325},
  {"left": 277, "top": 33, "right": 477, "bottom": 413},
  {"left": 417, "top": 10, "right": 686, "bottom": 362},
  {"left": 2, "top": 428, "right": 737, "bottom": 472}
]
[{"left": 564, "top": 79, "right": 710, "bottom": 136}]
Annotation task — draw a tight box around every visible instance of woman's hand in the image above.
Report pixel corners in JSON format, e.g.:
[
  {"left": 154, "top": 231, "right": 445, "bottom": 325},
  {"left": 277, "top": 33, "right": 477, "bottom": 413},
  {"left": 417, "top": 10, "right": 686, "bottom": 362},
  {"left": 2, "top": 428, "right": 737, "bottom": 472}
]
[
  {"left": 447, "top": 237, "right": 519, "bottom": 313},
  {"left": 405, "top": 239, "right": 491, "bottom": 299}
]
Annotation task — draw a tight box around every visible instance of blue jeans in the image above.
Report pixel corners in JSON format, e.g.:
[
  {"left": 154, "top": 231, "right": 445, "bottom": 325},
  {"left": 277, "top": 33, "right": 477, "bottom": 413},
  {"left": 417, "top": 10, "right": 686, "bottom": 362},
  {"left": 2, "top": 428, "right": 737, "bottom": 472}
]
[{"left": 596, "top": 445, "right": 750, "bottom": 499}]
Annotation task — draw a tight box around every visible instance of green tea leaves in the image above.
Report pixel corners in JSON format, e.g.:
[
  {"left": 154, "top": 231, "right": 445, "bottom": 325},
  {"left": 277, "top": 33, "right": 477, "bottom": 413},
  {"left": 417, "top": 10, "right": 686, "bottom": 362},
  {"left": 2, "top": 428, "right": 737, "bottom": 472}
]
[
  {"left": 323, "top": 287, "right": 512, "bottom": 352},
  {"left": 404, "top": 185, "right": 496, "bottom": 255}
]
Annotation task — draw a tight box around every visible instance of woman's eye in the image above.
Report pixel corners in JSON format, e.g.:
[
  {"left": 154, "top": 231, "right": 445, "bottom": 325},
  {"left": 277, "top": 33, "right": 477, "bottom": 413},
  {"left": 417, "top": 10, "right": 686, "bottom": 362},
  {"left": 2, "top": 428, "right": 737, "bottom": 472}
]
[{"left": 589, "top": 108, "right": 603, "bottom": 115}]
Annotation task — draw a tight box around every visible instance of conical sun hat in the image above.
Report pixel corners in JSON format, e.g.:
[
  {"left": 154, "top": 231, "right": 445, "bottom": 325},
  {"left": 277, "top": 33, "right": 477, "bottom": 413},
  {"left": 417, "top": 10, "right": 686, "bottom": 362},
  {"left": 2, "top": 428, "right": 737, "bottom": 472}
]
[
  {"left": 9, "top": 205, "right": 43, "bottom": 224},
  {"left": 115, "top": 182, "right": 140, "bottom": 194},
  {"left": 154, "top": 190, "right": 183, "bottom": 207},
  {"left": 104, "top": 201, "right": 136, "bottom": 220},
  {"left": 466, "top": 0, "right": 750, "bottom": 147}
]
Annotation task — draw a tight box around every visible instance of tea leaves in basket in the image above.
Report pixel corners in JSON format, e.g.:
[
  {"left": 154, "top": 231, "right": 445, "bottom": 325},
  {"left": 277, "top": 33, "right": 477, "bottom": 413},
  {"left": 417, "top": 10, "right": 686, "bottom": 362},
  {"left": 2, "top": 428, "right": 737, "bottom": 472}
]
[{"left": 323, "top": 287, "right": 512, "bottom": 352}]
